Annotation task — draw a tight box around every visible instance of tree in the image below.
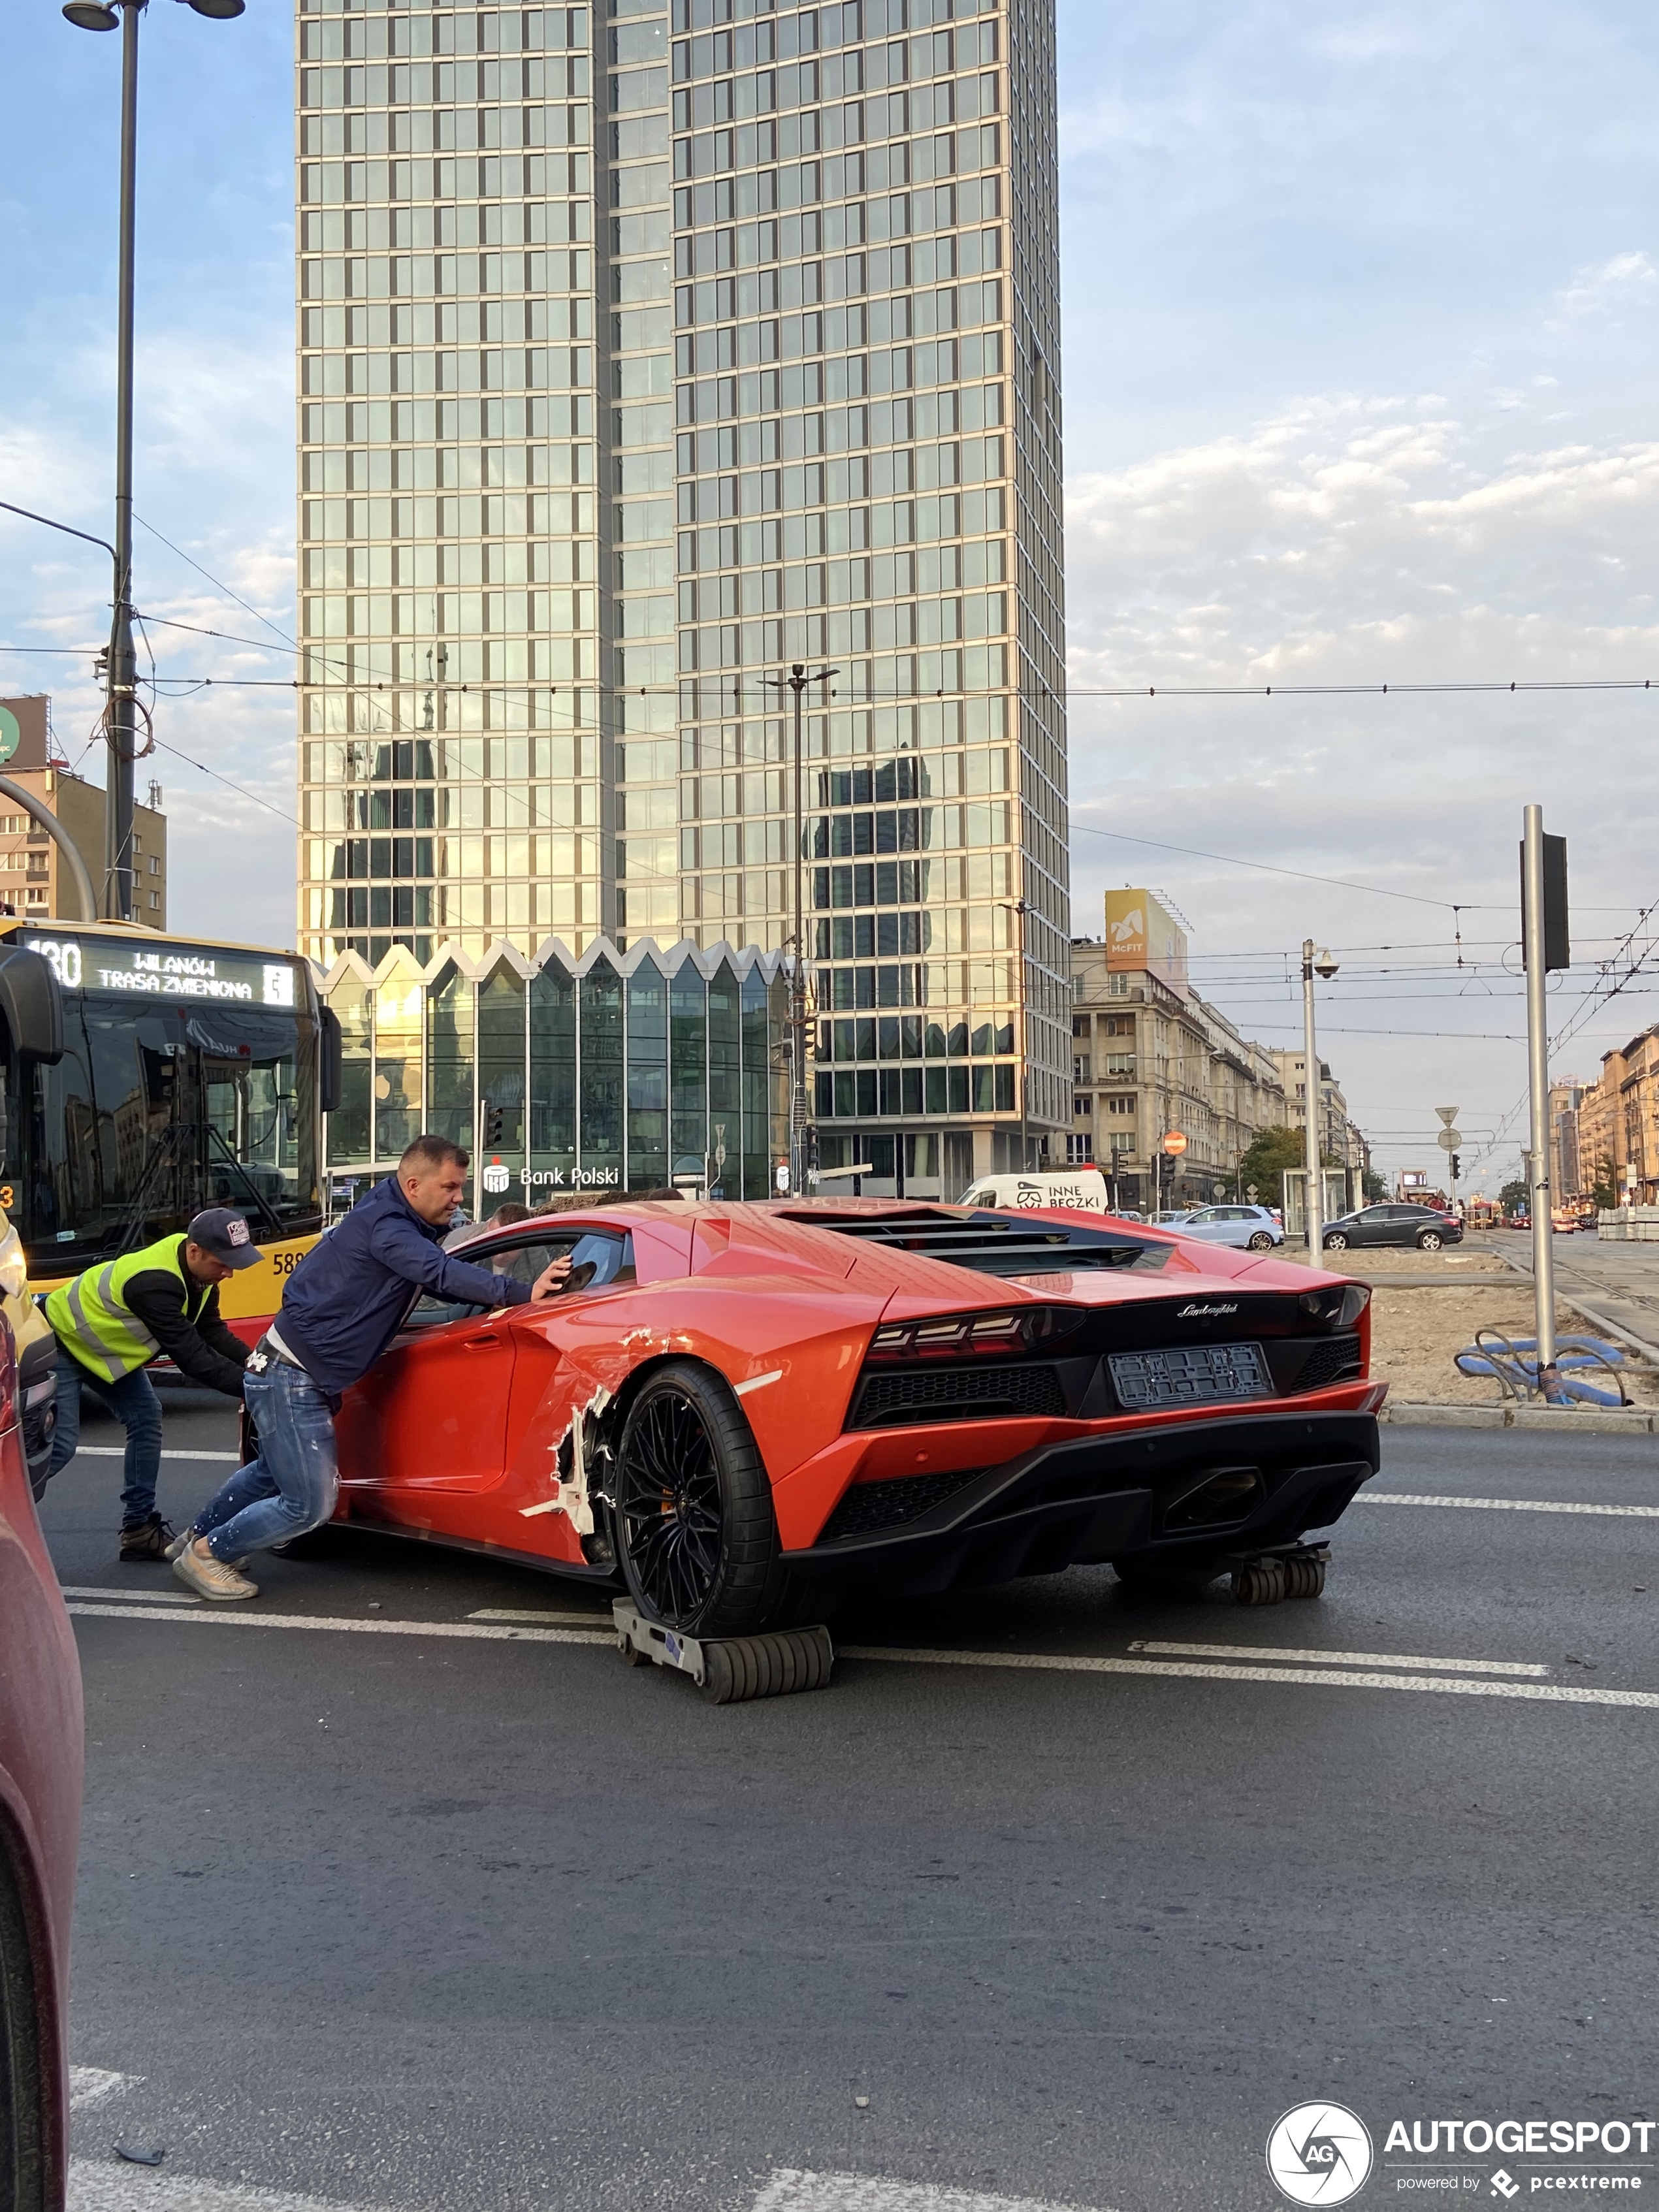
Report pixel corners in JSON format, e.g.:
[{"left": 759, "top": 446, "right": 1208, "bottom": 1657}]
[
  {"left": 1362, "top": 1168, "right": 1388, "bottom": 1202},
  {"left": 1238, "top": 1125, "right": 1342, "bottom": 1202},
  {"left": 1499, "top": 1178, "right": 1527, "bottom": 1217},
  {"left": 1589, "top": 1155, "right": 1618, "bottom": 1211}
]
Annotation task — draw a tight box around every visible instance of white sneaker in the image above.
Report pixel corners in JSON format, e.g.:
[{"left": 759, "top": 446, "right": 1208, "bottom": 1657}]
[
  {"left": 166, "top": 1528, "right": 248, "bottom": 1569},
  {"left": 171, "top": 1542, "right": 259, "bottom": 1602}
]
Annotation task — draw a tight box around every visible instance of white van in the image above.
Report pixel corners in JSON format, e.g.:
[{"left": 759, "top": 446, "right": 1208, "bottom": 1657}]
[{"left": 959, "top": 1170, "right": 1114, "bottom": 1215}]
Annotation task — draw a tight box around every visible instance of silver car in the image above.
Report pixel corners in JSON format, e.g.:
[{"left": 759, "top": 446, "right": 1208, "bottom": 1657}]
[{"left": 1175, "top": 1203, "right": 1284, "bottom": 1253}]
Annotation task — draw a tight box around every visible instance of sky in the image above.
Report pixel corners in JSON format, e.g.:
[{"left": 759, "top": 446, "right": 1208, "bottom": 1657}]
[{"left": 4, "top": 1, "right": 1658, "bottom": 1189}]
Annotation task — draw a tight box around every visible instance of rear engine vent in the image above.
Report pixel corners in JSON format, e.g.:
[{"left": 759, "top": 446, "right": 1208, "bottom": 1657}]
[
  {"left": 818, "top": 1469, "right": 986, "bottom": 1543},
  {"left": 848, "top": 1362, "right": 1068, "bottom": 1429},
  {"left": 1293, "top": 1334, "right": 1364, "bottom": 1392}
]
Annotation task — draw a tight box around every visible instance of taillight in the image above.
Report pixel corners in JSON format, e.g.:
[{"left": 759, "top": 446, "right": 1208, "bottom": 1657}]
[
  {"left": 865, "top": 1306, "right": 1083, "bottom": 1361},
  {"left": 1298, "top": 1285, "right": 1371, "bottom": 1328}
]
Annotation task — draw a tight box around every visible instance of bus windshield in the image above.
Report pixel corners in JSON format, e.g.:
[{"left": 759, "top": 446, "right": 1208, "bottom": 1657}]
[{"left": 0, "top": 928, "right": 321, "bottom": 1267}]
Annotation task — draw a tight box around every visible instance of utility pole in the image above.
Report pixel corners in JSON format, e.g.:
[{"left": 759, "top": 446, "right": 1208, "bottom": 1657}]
[
  {"left": 1522, "top": 804, "right": 1568, "bottom": 1379},
  {"left": 1301, "top": 940, "right": 1338, "bottom": 1254},
  {"left": 765, "top": 661, "right": 835, "bottom": 1198},
  {"left": 63, "top": 0, "right": 246, "bottom": 918}
]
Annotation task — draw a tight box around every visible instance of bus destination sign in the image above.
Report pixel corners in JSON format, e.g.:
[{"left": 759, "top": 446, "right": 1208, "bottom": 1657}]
[{"left": 27, "top": 935, "right": 296, "bottom": 1008}]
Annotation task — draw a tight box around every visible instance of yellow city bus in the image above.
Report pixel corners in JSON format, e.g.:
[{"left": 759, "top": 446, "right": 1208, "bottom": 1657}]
[{"left": 0, "top": 921, "right": 334, "bottom": 1341}]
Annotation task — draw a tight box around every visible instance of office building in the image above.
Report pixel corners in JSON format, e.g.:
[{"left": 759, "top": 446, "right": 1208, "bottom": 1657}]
[{"left": 295, "top": 0, "right": 1069, "bottom": 1200}]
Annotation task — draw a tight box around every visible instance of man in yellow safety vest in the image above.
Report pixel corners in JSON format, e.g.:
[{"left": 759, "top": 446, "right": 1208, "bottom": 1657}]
[{"left": 44, "top": 1207, "right": 264, "bottom": 1560}]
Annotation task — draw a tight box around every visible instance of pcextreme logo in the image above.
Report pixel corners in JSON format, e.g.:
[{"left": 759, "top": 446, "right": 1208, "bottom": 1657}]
[{"left": 1268, "top": 2102, "right": 1375, "bottom": 2205}]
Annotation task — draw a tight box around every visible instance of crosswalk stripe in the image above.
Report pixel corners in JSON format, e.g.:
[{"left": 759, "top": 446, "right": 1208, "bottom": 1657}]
[{"left": 1359, "top": 1490, "right": 1659, "bottom": 1518}]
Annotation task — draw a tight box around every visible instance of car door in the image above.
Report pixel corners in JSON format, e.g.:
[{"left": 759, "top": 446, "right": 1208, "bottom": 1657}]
[
  {"left": 1178, "top": 1207, "right": 1223, "bottom": 1242},
  {"left": 338, "top": 1232, "right": 613, "bottom": 1501}
]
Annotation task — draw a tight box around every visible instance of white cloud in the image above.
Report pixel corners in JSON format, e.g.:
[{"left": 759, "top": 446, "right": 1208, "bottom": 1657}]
[{"left": 1546, "top": 251, "right": 1659, "bottom": 331}]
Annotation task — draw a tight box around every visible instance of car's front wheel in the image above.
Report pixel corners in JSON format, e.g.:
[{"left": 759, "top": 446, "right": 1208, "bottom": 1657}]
[
  {"left": 1417, "top": 1230, "right": 1443, "bottom": 1251},
  {"left": 613, "top": 1360, "right": 782, "bottom": 1637},
  {"left": 1248, "top": 1230, "right": 1275, "bottom": 1251},
  {"left": 1323, "top": 1231, "right": 1349, "bottom": 1250}
]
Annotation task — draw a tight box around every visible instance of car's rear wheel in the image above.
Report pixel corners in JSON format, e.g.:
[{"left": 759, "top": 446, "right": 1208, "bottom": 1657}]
[
  {"left": 1417, "top": 1230, "right": 1443, "bottom": 1251},
  {"left": 1248, "top": 1230, "right": 1275, "bottom": 1251},
  {"left": 614, "top": 1361, "right": 782, "bottom": 1637},
  {"left": 1323, "top": 1231, "right": 1349, "bottom": 1250}
]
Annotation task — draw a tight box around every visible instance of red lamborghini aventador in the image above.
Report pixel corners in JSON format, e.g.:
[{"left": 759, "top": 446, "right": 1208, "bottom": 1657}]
[{"left": 327, "top": 1200, "right": 1385, "bottom": 1633}]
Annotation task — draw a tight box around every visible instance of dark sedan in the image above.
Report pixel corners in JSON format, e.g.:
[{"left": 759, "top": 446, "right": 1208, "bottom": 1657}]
[
  {"left": 0, "top": 1313, "right": 83, "bottom": 2212},
  {"left": 1321, "top": 1203, "right": 1463, "bottom": 1252}
]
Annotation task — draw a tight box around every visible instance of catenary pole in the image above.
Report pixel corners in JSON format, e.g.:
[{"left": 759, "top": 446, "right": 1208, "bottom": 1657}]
[
  {"left": 1522, "top": 804, "right": 1557, "bottom": 1370},
  {"left": 106, "top": 0, "right": 141, "bottom": 922},
  {"left": 1302, "top": 937, "right": 1323, "bottom": 1257}
]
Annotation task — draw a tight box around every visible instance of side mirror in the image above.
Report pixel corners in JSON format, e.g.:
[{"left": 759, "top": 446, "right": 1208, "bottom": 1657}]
[{"left": 0, "top": 948, "right": 64, "bottom": 1065}]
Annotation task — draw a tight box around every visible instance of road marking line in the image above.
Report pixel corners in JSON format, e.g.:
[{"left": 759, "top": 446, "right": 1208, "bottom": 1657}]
[
  {"left": 1359, "top": 1491, "right": 1659, "bottom": 1518},
  {"left": 61, "top": 1586, "right": 200, "bottom": 1607},
  {"left": 752, "top": 2172, "right": 1104, "bottom": 2212},
  {"left": 838, "top": 1645, "right": 1659, "bottom": 1708},
  {"left": 72, "top": 1447, "right": 240, "bottom": 1463},
  {"left": 64, "top": 1605, "right": 614, "bottom": 1647},
  {"left": 1127, "top": 1639, "right": 1550, "bottom": 1677},
  {"left": 67, "top": 2067, "right": 134, "bottom": 2109},
  {"left": 63, "top": 2164, "right": 1106, "bottom": 2212},
  {"left": 468, "top": 1607, "right": 613, "bottom": 1626},
  {"left": 69, "top": 2162, "right": 381, "bottom": 2212},
  {"left": 63, "top": 1605, "right": 1658, "bottom": 1709}
]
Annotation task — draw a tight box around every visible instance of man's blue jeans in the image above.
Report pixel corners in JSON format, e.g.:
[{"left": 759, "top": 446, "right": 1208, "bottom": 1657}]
[
  {"left": 48, "top": 1344, "right": 165, "bottom": 1528},
  {"left": 192, "top": 1361, "right": 339, "bottom": 1562}
]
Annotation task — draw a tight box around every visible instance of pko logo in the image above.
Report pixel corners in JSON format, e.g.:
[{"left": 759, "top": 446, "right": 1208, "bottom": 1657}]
[
  {"left": 1267, "top": 2102, "right": 1375, "bottom": 2205},
  {"left": 481, "top": 1159, "right": 511, "bottom": 1194}
]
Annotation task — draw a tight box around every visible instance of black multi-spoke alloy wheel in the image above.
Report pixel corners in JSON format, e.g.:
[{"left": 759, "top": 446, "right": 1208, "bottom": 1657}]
[{"left": 614, "top": 1362, "right": 782, "bottom": 1636}]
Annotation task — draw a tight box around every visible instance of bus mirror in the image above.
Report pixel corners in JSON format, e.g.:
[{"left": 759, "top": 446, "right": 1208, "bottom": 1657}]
[
  {"left": 319, "top": 1003, "right": 342, "bottom": 1115},
  {"left": 0, "top": 949, "right": 63, "bottom": 1066}
]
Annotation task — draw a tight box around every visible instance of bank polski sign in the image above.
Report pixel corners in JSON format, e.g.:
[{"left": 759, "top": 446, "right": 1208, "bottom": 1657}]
[{"left": 481, "top": 1162, "right": 620, "bottom": 1192}]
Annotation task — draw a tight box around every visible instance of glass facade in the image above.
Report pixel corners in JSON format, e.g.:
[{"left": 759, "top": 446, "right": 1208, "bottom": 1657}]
[
  {"left": 319, "top": 935, "right": 788, "bottom": 1197},
  {"left": 295, "top": 0, "right": 1067, "bottom": 1198}
]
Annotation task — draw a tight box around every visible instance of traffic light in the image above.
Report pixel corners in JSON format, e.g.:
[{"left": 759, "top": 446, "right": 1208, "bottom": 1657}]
[
  {"left": 1449, "top": 1154, "right": 1460, "bottom": 1183},
  {"left": 483, "top": 1098, "right": 504, "bottom": 1146}
]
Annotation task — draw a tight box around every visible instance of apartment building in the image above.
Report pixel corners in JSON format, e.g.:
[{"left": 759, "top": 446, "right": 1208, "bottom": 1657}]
[
  {"left": 1577, "top": 1033, "right": 1659, "bottom": 1205},
  {"left": 1069, "top": 891, "right": 1291, "bottom": 1211},
  {"left": 1549, "top": 1076, "right": 1584, "bottom": 1202},
  {"left": 0, "top": 696, "right": 169, "bottom": 926},
  {"left": 1268, "top": 1049, "right": 1362, "bottom": 1178},
  {"left": 293, "top": 0, "right": 1070, "bottom": 1200}
]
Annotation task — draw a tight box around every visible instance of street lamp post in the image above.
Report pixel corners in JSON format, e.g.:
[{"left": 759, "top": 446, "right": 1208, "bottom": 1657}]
[
  {"left": 62, "top": 0, "right": 245, "bottom": 920},
  {"left": 1301, "top": 940, "right": 1338, "bottom": 1254},
  {"left": 764, "top": 660, "right": 836, "bottom": 1198}
]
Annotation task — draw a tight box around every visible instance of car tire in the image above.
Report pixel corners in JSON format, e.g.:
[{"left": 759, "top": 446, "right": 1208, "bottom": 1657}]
[
  {"left": 0, "top": 1842, "right": 54, "bottom": 2212},
  {"left": 1247, "top": 1231, "right": 1274, "bottom": 1251},
  {"left": 614, "top": 1360, "right": 784, "bottom": 1638},
  {"left": 1323, "top": 1232, "right": 1349, "bottom": 1250},
  {"left": 1417, "top": 1230, "right": 1443, "bottom": 1251}
]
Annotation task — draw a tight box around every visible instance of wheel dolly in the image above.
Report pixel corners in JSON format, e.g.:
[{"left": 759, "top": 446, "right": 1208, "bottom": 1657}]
[{"left": 613, "top": 1599, "right": 835, "bottom": 1705}]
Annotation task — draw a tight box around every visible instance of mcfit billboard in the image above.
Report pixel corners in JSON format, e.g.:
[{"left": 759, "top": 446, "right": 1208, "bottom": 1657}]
[{"left": 1105, "top": 889, "right": 1189, "bottom": 990}]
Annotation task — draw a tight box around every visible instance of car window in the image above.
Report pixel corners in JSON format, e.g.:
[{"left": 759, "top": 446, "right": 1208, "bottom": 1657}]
[{"left": 402, "top": 1230, "right": 635, "bottom": 1330}]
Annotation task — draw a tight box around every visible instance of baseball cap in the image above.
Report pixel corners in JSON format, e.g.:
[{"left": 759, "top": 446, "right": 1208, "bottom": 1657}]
[{"left": 187, "top": 1207, "right": 263, "bottom": 1270}]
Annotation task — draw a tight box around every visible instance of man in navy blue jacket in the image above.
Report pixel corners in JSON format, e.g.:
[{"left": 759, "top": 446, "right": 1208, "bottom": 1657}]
[{"left": 172, "top": 1134, "right": 570, "bottom": 1601}]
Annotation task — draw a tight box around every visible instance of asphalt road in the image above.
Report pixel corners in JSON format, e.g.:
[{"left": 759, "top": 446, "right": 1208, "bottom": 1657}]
[{"left": 44, "top": 1385, "right": 1659, "bottom": 2212}]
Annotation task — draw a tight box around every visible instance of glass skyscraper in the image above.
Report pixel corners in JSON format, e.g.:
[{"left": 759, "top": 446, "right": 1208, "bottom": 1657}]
[{"left": 295, "top": 0, "right": 1068, "bottom": 1199}]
